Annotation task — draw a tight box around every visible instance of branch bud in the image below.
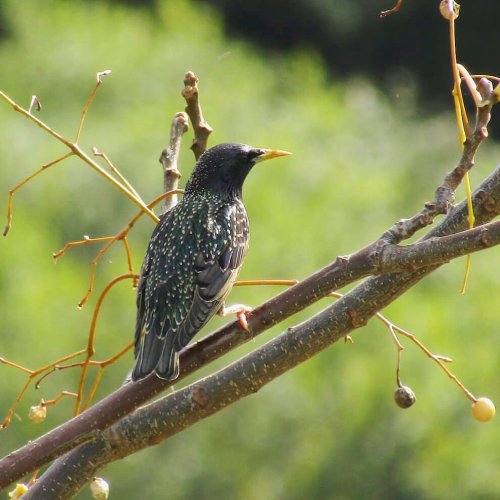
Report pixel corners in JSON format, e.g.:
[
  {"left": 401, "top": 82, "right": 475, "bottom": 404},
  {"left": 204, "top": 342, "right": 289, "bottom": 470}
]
[{"left": 439, "top": 0, "right": 459, "bottom": 20}]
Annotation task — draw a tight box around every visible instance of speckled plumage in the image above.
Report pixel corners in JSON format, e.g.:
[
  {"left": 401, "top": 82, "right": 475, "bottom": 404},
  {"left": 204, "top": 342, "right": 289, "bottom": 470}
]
[{"left": 132, "top": 143, "right": 288, "bottom": 381}]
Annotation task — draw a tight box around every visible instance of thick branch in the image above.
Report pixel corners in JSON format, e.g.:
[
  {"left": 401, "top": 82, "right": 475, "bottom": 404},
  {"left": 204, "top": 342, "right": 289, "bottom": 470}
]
[
  {"left": 378, "top": 220, "right": 500, "bottom": 270},
  {"left": 22, "top": 164, "right": 500, "bottom": 499},
  {"left": 2, "top": 75, "right": 499, "bottom": 494},
  {"left": 5, "top": 165, "right": 499, "bottom": 495}
]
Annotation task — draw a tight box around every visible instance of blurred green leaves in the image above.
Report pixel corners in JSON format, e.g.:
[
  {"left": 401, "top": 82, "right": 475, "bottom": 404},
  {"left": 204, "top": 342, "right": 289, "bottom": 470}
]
[{"left": 0, "top": 0, "right": 499, "bottom": 498}]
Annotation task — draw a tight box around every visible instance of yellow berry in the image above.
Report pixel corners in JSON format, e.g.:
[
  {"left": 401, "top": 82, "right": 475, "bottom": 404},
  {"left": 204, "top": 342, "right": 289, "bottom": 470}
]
[
  {"left": 28, "top": 404, "right": 47, "bottom": 424},
  {"left": 394, "top": 385, "right": 416, "bottom": 409},
  {"left": 472, "top": 397, "right": 496, "bottom": 422}
]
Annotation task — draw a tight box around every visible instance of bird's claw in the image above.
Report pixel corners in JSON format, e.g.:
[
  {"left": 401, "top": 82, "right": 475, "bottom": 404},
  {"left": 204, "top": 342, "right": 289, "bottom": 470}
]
[
  {"left": 236, "top": 310, "right": 250, "bottom": 331},
  {"left": 219, "top": 304, "right": 253, "bottom": 331}
]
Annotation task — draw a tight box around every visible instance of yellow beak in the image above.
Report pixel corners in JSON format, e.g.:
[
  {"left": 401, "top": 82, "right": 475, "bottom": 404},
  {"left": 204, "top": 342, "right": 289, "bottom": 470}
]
[{"left": 254, "top": 149, "right": 292, "bottom": 163}]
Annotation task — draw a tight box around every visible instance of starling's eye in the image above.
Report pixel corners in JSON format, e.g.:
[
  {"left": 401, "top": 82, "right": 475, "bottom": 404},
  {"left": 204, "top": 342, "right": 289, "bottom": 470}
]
[{"left": 246, "top": 149, "right": 263, "bottom": 161}]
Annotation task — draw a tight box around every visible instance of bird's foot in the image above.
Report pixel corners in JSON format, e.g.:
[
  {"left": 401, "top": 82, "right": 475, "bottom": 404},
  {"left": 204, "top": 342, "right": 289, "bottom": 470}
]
[{"left": 219, "top": 304, "right": 253, "bottom": 331}]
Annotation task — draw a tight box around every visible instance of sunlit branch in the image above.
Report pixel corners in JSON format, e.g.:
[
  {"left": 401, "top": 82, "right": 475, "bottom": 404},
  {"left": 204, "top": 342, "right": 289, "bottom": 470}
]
[
  {"left": 92, "top": 147, "right": 143, "bottom": 203},
  {"left": 75, "top": 70, "right": 112, "bottom": 144},
  {"left": 75, "top": 273, "right": 137, "bottom": 415},
  {"left": 1, "top": 349, "right": 87, "bottom": 429},
  {"left": 76, "top": 189, "right": 183, "bottom": 308},
  {"left": 3, "top": 152, "right": 73, "bottom": 236},
  {"left": 0, "top": 87, "right": 158, "bottom": 223}
]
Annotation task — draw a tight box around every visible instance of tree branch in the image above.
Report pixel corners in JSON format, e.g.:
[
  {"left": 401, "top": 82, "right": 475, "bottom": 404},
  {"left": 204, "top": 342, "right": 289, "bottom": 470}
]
[
  {"left": 159, "top": 112, "right": 188, "bottom": 213},
  {"left": 2, "top": 75, "right": 498, "bottom": 496},
  {"left": 21, "top": 164, "right": 500, "bottom": 499},
  {"left": 0, "top": 87, "right": 159, "bottom": 224},
  {"left": 381, "top": 77, "right": 494, "bottom": 244},
  {"left": 3, "top": 162, "right": 499, "bottom": 495},
  {"left": 181, "top": 71, "right": 212, "bottom": 159}
]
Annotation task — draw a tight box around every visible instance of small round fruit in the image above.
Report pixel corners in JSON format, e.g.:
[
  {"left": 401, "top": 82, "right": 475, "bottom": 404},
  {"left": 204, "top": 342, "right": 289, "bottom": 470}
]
[
  {"left": 439, "top": 0, "right": 459, "bottom": 20},
  {"left": 90, "top": 477, "right": 110, "bottom": 500},
  {"left": 394, "top": 385, "right": 416, "bottom": 409},
  {"left": 29, "top": 404, "right": 47, "bottom": 424},
  {"left": 471, "top": 397, "right": 496, "bottom": 422}
]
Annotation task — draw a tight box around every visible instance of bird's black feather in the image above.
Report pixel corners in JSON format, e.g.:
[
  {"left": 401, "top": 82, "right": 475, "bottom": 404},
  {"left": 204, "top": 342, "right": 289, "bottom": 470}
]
[{"left": 132, "top": 143, "right": 286, "bottom": 381}]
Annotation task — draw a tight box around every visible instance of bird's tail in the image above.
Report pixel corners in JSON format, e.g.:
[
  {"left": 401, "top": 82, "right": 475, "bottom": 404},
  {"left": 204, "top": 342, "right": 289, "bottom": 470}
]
[{"left": 132, "top": 330, "right": 180, "bottom": 381}]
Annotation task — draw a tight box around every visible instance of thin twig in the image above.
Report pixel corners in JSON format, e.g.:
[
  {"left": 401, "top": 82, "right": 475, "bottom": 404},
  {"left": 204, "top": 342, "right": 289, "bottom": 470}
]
[
  {"left": 42, "top": 391, "right": 78, "bottom": 408},
  {"left": 381, "top": 78, "right": 495, "bottom": 245},
  {"left": 4, "top": 152, "right": 73, "bottom": 235},
  {"left": 75, "top": 70, "right": 112, "bottom": 143},
  {"left": 74, "top": 274, "right": 137, "bottom": 415},
  {"left": 1, "top": 349, "right": 87, "bottom": 429},
  {"left": 92, "top": 147, "right": 144, "bottom": 203},
  {"left": 380, "top": 0, "right": 403, "bottom": 18},
  {"left": 75, "top": 189, "right": 183, "bottom": 308},
  {"left": 234, "top": 280, "right": 299, "bottom": 287},
  {"left": 0, "top": 87, "right": 158, "bottom": 223}
]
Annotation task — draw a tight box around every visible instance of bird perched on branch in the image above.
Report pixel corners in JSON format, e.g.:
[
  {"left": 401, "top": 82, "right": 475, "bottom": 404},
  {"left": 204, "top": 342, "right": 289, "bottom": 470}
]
[{"left": 132, "top": 143, "right": 291, "bottom": 381}]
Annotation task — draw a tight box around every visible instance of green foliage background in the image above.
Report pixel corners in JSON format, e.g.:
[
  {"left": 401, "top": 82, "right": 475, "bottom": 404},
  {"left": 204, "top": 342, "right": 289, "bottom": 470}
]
[{"left": 0, "top": 1, "right": 499, "bottom": 498}]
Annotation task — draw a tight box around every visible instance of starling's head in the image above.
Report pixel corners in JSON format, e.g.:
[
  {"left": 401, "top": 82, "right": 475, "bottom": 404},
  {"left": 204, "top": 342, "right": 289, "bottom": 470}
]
[{"left": 185, "top": 143, "right": 291, "bottom": 197}]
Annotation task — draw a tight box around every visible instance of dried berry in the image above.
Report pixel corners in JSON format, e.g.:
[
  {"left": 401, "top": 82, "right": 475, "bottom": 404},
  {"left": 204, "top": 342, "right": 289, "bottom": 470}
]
[
  {"left": 29, "top": 404, "right": 47, "bottom": 424},
  {"left": 394, "top": 385, "right": 416, "bottom": 409}
]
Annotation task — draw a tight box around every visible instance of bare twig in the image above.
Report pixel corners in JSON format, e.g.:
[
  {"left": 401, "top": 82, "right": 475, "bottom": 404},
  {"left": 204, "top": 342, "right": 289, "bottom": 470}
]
[
  {"left": 0, "top": 82, "right": 159, "bottom": 223},
  {"left": 381, "top": 78, "right": 495, "bottom": 245},
  {"left": 0, "top": 349, "right": 87, "bottom": 429},
  {"left": 159, "top": 112, "right": 189, "bottom": 213},
  {"left": 75, "top": 70, "right": 112, "bottom": 143},
  {"left": 28, "top": 96, "right": 41, "bottom": 114},
  {"left": 182, "top": 71, "right": 213, "bottom": 159},
  {"left": 377, "top": 314, "right": 476, "bottom": 401},
  {"left": 52, "top": 189, "right": 182, "bottom": 308},
  {"left": 3, "top": 152, "right": 73, "bottom": 235},
  {"left": 92, "top": 147, "right": 144, "bottom": 203},
  {"left": 74, "top": 274, "right": 137, "bottom": 416},
  {"left": 380, "top": 0, "right": 403, "bottom": 18}
]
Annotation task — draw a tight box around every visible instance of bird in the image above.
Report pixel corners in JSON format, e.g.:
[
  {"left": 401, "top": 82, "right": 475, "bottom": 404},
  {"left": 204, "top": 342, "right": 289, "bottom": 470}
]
[{"left": 132, "top": 143, "right": 291, "bottom": 381}]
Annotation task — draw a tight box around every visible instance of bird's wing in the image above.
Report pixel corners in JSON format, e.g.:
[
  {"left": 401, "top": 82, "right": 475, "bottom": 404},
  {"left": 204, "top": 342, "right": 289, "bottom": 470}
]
[
  {"left": 133, "top": 201, "right": 249, "bottom": 381},
  {"left": 133, "top": 207, "right": 187, "bottom": 379}
]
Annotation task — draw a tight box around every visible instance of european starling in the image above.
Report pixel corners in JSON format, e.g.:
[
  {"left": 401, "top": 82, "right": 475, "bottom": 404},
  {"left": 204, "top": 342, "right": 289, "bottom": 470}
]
[{"left": 132, "top": 143, "right": 291, "bottom": 381}]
